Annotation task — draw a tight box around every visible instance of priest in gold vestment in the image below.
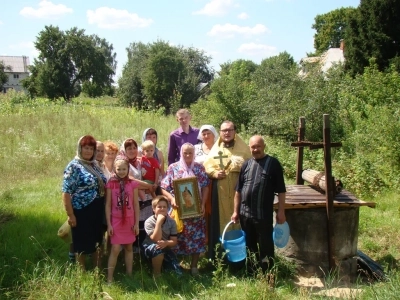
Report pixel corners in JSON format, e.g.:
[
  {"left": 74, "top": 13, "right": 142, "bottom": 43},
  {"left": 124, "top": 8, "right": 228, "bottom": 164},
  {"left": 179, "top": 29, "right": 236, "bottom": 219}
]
[{"left": 203, "top": 121, "right": 251, "bottom": 259}]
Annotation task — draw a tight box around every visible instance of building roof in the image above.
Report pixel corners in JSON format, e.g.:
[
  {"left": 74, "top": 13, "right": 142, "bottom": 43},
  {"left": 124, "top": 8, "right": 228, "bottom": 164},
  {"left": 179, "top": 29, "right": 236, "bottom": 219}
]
[
  {"left": 320, "top": 48, "right": 345, "bottom": 73},
  {"left": 299, "top": 48, "right": 344, "bottom": 77},
  {"left": 0, "top": 56, "right": 30, "bottom": 73},
  {"left": 299, "top": 56, "right": 321, "bottom": 64}
]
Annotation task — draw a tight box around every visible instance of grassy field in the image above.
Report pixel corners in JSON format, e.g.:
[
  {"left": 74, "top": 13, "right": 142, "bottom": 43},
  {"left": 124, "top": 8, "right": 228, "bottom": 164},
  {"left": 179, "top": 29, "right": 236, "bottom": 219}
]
[{"left": 0, "top": 95, "right": 399, "bottom": 299}]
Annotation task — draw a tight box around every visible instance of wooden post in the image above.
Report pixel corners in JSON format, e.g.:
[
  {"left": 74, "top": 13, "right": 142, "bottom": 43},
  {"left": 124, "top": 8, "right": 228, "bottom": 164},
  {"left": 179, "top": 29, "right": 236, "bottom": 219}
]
[
  {"left": 323, "top": 114, "right": 336, "bottom": 271},
  {"left": 296, "top": 117, "right": 306, "bottom": 185}
]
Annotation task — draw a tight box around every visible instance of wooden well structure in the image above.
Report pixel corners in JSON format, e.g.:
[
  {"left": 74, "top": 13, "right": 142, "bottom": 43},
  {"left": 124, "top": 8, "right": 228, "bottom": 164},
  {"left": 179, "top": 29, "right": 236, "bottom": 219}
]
[{"left": 273, "top": 115, "right": 375, "bottom": 278}]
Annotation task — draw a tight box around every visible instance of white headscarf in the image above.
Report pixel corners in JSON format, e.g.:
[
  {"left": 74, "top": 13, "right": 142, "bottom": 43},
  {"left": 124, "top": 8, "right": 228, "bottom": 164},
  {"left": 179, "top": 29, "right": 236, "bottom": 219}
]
[
  {"left": 179, "top": 143, "right": 196, "bottom": 178},
  {"left": 179, "top": 143, "right": 202, "bottom": 197},
  {"left": 197, "top": 125, "right": 219, "bottom": 142}
]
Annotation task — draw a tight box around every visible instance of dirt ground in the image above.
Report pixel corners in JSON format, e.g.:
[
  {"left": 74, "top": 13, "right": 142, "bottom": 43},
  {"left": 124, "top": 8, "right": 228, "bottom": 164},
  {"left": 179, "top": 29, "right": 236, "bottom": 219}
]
[{"left": 294, "top": 276, "right": 363, "bottom": 299}]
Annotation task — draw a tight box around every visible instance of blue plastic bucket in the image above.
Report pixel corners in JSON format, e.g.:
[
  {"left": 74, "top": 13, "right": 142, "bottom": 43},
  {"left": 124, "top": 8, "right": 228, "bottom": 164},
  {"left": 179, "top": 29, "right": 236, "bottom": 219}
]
[{"left": 220, "top": 221, "right": 247, "bottom": 262}]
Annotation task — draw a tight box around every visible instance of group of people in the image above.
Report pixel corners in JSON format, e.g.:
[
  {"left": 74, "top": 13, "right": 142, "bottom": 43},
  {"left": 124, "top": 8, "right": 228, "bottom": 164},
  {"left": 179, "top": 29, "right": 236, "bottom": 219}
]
[{"left": 61, "top": 108, "right": 287, "bottom": 282}]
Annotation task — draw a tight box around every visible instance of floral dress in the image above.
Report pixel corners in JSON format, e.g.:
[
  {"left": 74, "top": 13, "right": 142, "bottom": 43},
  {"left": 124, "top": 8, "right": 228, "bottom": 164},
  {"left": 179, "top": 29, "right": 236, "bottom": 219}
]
[{"left": 161, "top": 162, "right": 210, "bottom": 255}]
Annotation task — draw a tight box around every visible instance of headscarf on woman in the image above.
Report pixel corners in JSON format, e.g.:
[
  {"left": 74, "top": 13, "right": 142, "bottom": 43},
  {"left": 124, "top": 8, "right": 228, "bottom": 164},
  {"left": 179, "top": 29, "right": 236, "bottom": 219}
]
[
  {"left": 179, "top": 142, "right": 202, "bottom": 197},
  {"left": 75, "top": 135, "right": 105, "bottom": 197},
  {"left": 197, "top": 125, "right": 219, "bottom": 143},
  {"left": 141, "top": 128, "right": 160, "bottom": 162}
]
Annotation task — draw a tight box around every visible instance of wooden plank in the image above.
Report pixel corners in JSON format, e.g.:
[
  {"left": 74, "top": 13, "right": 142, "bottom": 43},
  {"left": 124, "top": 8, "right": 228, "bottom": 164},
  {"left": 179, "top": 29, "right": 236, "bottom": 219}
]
[
  {"left": 275, "top": 202, "right": 376, "bottom": 209},
  {"left": 280, "top": 185, "right": 376, "bottom": 208}
]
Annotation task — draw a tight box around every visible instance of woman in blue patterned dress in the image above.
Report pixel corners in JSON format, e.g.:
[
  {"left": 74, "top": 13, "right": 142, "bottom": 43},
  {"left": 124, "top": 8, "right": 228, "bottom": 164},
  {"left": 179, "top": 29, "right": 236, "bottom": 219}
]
[
  {"left": 62, "top": 135, "right": 107, "bottom": 270},
  {"left": 161, "top": 143, "right": 209, "bottom": 276}
]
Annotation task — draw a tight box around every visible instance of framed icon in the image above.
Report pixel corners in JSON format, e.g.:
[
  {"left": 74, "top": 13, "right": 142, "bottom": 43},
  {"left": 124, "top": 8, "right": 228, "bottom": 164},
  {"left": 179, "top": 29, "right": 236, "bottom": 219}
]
[{"left": 172, "top": 177, "right": 201, "bottom": 219}]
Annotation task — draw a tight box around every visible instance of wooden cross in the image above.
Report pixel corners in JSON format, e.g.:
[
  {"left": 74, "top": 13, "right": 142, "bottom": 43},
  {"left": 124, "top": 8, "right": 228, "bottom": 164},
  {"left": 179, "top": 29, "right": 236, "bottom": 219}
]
[
  {"left": 291, "top": 115, "right": 342, "bottom": 273},
  {"left": 213, "top": 151, "right": 228, "bottom": 169}
]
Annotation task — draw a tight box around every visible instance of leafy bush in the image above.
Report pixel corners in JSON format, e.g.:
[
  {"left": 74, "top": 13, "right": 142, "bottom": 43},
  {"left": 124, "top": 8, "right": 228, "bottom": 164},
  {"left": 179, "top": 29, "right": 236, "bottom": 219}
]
[
  {"left": 190, "top": 96, "right": 227, "bottom": 128},
  {"left": 0, "top": 89, "right": 31, "bottom": 104}
]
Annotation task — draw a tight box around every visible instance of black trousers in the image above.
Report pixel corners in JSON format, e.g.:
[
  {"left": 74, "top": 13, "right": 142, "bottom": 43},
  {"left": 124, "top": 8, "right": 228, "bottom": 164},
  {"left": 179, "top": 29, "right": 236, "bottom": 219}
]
[{"left": 239, "top": 215, "right": 274, "bottom": 272}]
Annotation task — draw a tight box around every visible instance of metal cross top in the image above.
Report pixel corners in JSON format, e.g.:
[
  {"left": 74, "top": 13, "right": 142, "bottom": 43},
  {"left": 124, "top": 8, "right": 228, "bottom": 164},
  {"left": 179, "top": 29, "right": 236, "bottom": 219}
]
[{"left": 213, "top": 151, "right": 228, "bottom": 169}]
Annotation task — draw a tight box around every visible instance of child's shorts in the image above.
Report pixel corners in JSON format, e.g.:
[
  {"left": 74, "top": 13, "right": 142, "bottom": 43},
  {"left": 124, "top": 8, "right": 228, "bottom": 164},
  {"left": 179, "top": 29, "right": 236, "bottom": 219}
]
[{"left": 142, "top": 243, "right": 182, "bottom": 275}]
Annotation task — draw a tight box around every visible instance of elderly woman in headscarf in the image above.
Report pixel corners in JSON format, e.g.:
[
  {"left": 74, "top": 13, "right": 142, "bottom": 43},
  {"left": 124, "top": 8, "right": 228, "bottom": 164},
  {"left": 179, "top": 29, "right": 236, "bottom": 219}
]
[
  {"left": 194, "top": 125, "right": 219, "bottom": 164},
  {"left": 62, "top": 135, "right": 107, "bottom": 270},
  {"left": 161, "top": 143, "right": 210, "bottom": 276}
]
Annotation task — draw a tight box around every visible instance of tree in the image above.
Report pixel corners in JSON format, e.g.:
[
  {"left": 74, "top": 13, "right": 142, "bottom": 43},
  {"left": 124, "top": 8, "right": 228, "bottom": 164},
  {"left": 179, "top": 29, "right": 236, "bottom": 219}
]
[
  {"left": 209, "top": 59, "right": 258, "bottom": 128},
  {"left": 117, "top": 42, "right": 149, "bottom": 108},
  {"left": 81, "top": 36, "right": 117, "bottom": 97},
  {"left": 247, "top": 52, "right": 302, "bottom": 137},
  {"left": 310, "top": 7, "right": 356, "bottom": 56},
  {"left": 23, "top": 25, "right": 116, "bottom": 101},
  {"left": 118, "top": 40, "right": 214, "bottom": 113},
  {"left": 0, "top": 61, "right": 12, "bottom": 91},
  {"left": 344, "top": 0, "right": 400, "bottom": 76},
  {"left": 142, "top": 41, "right": 185, "bottom": 113}
]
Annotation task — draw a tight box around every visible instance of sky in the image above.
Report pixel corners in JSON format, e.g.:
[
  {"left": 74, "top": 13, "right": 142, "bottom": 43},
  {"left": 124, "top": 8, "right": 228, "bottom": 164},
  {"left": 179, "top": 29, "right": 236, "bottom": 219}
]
[{"left": 0, "top": 0, "right": 360, "bottom": 80}]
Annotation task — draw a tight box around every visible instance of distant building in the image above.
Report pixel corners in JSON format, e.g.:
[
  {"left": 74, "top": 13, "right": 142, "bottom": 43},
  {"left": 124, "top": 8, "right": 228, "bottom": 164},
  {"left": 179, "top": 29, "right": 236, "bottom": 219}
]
[
  {"left": 0, "top": 56, "right": 30, "bottom": 93},
  {"left": 299, "top": 40, "right": 345, "bottom": 77}
]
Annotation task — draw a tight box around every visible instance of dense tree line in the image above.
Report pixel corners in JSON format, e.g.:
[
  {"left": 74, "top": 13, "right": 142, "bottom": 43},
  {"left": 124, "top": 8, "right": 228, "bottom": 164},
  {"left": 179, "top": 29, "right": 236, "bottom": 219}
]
[
  {"left": 19, "top": 0, "right": 399, "bottom": 113},
  {"left": 118, "top": 40, "right": 214, "bottom": 114},
  {"left": 191, "top": 54, "right": 400, "bottom": 197}
]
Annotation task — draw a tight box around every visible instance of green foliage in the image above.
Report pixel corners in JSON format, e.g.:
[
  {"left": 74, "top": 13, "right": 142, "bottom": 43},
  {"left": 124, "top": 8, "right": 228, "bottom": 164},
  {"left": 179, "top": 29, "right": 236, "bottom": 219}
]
[
  {"left": 190, "top": 95, "right": 227, "bottom": 128},
  {"left": 22, "top": 25, "right": 116, "bottom": 101},
  {"left": 118, "top": 40, "right": 214, "bottom": 113},
  {"left": 194, "top": 52, "right": 346, "bottom": 142},
  {"left": 142, "top": 41, "right": 185, "bottom": 113},
  {"left": 81, "top": 81, "right": 115, "bottom": 98},
  {"left": 0, "top": 89, "right": 31, "bottom": 105},
  {"left": 311, "top": 7, "right": 356, "bottom": 55},
  {"left": 247, "top": 52, "right": 303, "bottom": 138},
  {"left": 344, "top": 0, "right": 400, "bottom": 76},
  {"left": 299, "top": 65, "right": 346, "bottom": 142},
  {"left": 208, "top": 59, "right": 258, "bottom": 128},
  {"left": 0, "top": 61, "right": 12, "bottom": 90}
]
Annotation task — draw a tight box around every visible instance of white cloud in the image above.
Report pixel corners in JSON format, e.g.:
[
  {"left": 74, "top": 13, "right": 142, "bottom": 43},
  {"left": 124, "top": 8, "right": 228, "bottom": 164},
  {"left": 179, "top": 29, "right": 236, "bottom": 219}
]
[
  {"left": 237, "top": 12, "right": 249, "bottom": 20},
  {"left": 20, "top": 0, "right": 72, "bottom": 19},
  {"left": 8, "top": 42, "right": 39, "bottom": 59},
  {"left": 207, "top": 23, "right": 269, "bottom": 38},
  {"left": 87, "top": 7, "right": 153, "bottom": 29},
  {"left": 237, "top": 43, "right": 277, "bottom": 57},
  {"left": 193, "top": 0, "right": 234, "bottom": 17}
]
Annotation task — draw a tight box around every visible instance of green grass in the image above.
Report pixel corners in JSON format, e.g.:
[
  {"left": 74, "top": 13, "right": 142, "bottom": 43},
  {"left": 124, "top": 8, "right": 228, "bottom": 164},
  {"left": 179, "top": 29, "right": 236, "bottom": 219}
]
[{"left": 1, "top": 95, "right": 400, "bottom": 299}]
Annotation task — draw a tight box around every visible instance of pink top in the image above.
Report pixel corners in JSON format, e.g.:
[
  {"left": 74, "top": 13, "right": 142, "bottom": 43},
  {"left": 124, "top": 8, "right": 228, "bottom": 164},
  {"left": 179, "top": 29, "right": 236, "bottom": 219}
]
[{"left": 106, "top": 179, "right": 139, "bottom": 219}]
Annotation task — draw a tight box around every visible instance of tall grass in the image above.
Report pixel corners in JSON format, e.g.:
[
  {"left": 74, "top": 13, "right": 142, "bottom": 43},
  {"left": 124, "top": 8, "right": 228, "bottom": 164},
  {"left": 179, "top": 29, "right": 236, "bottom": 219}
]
[
  {"left": 1, "top": 95, "right": 399, "bottom": 299},
  {"left": 0, "top": 95, "right": 176, "bottom": 190}
]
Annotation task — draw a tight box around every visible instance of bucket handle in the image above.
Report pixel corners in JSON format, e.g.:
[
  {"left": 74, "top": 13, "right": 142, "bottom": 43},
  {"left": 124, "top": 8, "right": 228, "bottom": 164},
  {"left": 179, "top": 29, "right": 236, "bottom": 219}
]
[{"left": 221, "top": 220, "right": 235, "bottom": 245}]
